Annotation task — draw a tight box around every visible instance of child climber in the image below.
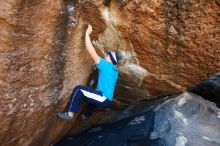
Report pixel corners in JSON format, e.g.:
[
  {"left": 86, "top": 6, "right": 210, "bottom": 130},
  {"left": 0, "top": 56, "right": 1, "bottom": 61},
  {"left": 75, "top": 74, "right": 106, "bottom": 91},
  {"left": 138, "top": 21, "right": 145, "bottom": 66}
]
[{"left": 57, "top": 24, "right": 122, "bottom": 120}]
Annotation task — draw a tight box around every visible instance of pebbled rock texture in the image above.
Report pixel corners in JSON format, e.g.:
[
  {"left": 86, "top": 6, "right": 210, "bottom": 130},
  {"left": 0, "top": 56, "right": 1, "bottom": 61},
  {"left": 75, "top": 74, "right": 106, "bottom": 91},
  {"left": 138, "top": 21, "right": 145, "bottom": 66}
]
[
  {"left": 0, "top": 0, "right": 219, "bottom": 146},
  {"left": 0, "top": 1, "right": 98, "bottom": 146},
  {"left": 112, "top": 0, "right": 220, "bottom": 98}
]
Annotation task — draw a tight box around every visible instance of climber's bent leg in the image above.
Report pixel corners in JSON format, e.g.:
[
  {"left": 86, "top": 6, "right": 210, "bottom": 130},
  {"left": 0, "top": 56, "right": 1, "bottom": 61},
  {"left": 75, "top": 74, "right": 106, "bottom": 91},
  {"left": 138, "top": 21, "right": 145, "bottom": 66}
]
[
  {"left": 83, "top": 103, "right": 97, "bottom": 117},
  {"left": 68, "top": 85, "right": 112, "bottom": 113}
]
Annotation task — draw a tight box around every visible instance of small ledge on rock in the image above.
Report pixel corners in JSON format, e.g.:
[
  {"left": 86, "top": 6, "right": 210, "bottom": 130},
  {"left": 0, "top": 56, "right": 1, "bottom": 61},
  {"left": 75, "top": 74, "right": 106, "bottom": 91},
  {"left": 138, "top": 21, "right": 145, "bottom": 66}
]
[{"left": 169, "top": 25, "right": 178, "bottom": 35}]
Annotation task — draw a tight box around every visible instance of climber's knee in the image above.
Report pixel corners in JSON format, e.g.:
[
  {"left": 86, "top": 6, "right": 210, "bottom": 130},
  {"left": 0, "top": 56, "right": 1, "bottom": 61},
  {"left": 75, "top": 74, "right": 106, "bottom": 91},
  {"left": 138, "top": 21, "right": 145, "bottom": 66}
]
[{"left": 73, "top": 85, "right": 84, "bottom": 91}]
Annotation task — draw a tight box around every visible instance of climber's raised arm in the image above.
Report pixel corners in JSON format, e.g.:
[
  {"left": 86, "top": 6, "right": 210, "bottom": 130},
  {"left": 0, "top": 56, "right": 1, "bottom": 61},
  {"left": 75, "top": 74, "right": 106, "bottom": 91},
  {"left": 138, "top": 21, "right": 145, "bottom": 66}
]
[
  {"left": 58, "top": 24, "right": 122, "bottom": 120},
  {"left": 85, "top": 24, "right": 100, "bottom": 64}
]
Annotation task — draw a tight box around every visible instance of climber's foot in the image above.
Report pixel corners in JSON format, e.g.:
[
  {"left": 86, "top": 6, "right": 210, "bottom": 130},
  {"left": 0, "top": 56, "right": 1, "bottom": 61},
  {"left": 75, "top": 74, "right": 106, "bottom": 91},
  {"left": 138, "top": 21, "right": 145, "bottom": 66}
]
[{"left": 57, "top": 112, "right": 74, "bottom": 120}]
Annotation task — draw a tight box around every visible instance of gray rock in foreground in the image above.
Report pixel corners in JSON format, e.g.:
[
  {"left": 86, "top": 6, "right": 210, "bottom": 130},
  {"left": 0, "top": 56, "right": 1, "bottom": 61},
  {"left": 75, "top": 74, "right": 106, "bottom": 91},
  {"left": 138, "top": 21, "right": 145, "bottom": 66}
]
[
  {"left": 191, "top": 72, "right": 220, "bottom": 107},
  {"left": 151, "top": 92, "right": 220, "bottom": 146},
  {"left": 55, "top": 92, "right": 220, "bottom": 146}
]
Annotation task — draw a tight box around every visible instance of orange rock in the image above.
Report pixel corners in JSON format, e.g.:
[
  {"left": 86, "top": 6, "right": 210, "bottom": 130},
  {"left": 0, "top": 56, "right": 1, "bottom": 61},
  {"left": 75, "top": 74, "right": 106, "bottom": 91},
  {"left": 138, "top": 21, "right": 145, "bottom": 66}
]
[
  {"left": 0, "top": 0, "right": 219, "bottom": 146},
  {"left": 0, "top": 1, "right": 95, "bottom": 146}
]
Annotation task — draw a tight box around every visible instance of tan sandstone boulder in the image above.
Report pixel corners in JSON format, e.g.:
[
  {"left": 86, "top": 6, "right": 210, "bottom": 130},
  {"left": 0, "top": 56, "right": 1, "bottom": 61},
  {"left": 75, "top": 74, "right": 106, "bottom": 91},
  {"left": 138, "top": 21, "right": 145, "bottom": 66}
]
[{"left": 0, "top": 0, "right": 219, "bottom": 145}]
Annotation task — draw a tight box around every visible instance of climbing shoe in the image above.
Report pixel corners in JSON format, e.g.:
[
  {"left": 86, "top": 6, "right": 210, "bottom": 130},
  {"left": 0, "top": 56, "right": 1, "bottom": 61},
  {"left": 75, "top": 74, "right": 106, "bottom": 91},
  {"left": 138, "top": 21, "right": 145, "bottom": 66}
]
[{"left": 57, "top": 112, "right": 74, "bottom": 120}]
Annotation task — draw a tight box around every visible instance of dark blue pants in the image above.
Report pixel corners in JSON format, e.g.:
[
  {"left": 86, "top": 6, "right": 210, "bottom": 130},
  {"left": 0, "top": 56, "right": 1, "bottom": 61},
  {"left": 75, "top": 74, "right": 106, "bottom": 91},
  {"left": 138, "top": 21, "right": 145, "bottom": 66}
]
[{"left": 68, "top": 85, "right": 112, "bottom": 117}]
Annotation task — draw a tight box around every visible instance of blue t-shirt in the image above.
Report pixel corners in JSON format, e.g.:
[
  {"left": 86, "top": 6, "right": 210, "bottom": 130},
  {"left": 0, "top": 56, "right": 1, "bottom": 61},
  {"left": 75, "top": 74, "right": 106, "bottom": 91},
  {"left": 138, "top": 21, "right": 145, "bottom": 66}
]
[{"left": 97, "top": 57, "right": 118, "bottom": 101}]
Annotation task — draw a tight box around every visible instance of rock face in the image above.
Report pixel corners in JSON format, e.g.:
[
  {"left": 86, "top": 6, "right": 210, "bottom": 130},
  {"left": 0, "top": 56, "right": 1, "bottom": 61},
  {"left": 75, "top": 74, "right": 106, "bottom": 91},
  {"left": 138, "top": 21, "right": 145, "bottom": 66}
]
[
  {"left": 112, "top": 0, "right": 220, "bottom": 98},
  {"left": 0, "top": 1, "right": 95, "bottom": 146},
  {"left": 191, "top": 72, "right": 220, "bottom": 107},
  {"left": 151, "top": 92, "right": 220, "bottom": 146},
  {"left": 0, "top": 0, "right": 219, "bottom": 146},
  {"left": 55, "top": 92, "right": 220, "bottom": 146}
]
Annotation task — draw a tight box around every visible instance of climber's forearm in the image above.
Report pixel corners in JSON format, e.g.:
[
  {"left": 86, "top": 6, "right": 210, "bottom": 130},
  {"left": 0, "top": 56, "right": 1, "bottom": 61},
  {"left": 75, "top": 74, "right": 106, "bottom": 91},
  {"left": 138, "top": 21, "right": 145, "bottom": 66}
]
[
  {"left": 85, "top": 33, "right": 95, "bottom": 54},
  {"left": 85, "top": 33, "right": 100, "bottom": 64}
]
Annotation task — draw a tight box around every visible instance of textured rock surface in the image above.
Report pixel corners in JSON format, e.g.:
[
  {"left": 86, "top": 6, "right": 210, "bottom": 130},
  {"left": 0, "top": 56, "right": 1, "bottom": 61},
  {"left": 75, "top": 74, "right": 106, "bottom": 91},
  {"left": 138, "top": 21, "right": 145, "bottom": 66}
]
[
  {"left": 191, "top": 72, "right": 220, "bottom": 107},
  {"left": 0, "top": 1, "right": 97, "bottom": 146},
  {"left": 0, "top": 0, "right": 219, "bottom": 146},
  {"left": 111, "top": 0, "right": 220, "bottom": 98},
  {"left": 81, "top": 0, "right": 220, "bottom": 101},
  {"left": 151, "top": 92, "right": 220, "bottom": 146},
  {"left": 55, "top": 92, "right": 220, "bottom": 146}
]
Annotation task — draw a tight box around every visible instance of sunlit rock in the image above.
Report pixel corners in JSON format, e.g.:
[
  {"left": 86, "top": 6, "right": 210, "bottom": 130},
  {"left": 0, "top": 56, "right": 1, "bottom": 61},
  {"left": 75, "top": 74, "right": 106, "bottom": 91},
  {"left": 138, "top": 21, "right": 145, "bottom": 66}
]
[{"left": 0, "top": 0, "right": 219, "bottom": 145}]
